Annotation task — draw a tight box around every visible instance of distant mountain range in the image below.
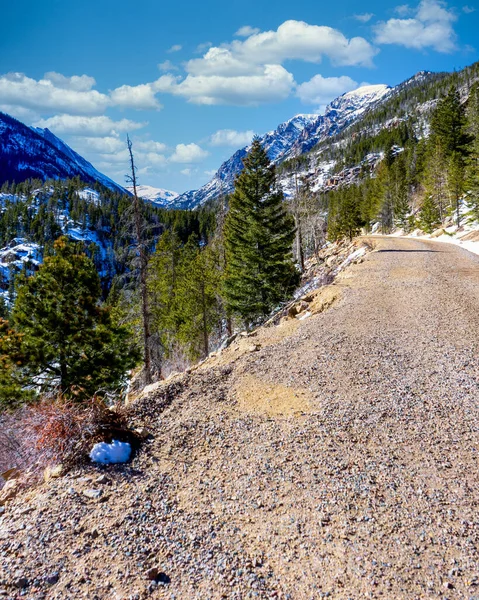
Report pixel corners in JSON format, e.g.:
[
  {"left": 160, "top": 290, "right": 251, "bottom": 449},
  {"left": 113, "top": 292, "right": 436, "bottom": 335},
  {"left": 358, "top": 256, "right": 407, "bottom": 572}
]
[
  {"left": 1, "top": 63, "right": 478, "bottom": 213},
  {"left": 126, "top": 185, "right": 179, "bottom": 207},
  {"left": 0, "top": 111, "right": 127, "bottom": 195},
  {"left": 173, "top": 84, "right": 391, "bottom": 209}
]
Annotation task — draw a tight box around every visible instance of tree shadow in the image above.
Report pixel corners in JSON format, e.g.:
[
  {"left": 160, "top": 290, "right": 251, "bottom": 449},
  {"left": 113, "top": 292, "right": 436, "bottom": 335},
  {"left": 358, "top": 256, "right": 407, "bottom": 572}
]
[{"left": 376, "top": 249, "right": 442, "bottom": 253}]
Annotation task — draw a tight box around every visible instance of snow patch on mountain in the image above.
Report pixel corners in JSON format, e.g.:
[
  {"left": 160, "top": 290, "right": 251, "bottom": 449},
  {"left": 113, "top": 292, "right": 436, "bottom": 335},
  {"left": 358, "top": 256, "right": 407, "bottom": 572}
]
[
  {"left": 171, "top": 85, "right": 391, "bottom": 210},
  {"left": 0, "top": 111, "right": 127, "bottom": 195},
  {"left": 127, "top": 185, "right": 179, "bottom": 208}
]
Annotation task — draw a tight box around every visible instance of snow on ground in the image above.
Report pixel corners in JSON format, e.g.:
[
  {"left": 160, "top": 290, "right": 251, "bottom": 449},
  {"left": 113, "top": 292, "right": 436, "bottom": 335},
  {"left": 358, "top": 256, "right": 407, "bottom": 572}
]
[
  {"left": 77, "top": 188, "right": 100, "bottom": 204},
  {"left": 410, "top": 228, "right": 479, "bottom": 257},
  {"left": 90, "top": 440, "right": 132, "bottom": 464}
]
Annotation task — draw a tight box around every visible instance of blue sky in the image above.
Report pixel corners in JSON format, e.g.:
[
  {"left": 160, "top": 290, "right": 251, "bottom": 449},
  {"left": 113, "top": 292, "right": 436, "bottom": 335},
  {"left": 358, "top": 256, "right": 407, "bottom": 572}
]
[{"left": 1, "top": 0, "right": 478, "bottom": 194}]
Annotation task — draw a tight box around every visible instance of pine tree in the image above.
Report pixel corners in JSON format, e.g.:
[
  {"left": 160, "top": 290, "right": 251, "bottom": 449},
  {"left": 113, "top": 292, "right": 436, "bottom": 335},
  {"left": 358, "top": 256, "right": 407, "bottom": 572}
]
[
  {"left": 430, "top": 86, "right": 469, "bottom": 225},
  {"left": 223, "top": 138, "right": 298, "bottom": 326},
  {"left": 148, "top": 229, "right": 183, "bottom": 357},
  {"left": 466, "top": 82, "right": 479, "bottom": 219},
  {"left": 10, "top": 237, "right": 139, "bottom": 400},
  {"left": 419, "top": 194, "right": 441, "bottom": 233},
  {"left": 0, "top": 318, "right": 33, "bottom": 410},
  {"left": 328, "top": 186, "right": 363, "bottom": 241},
  {"left": 175, "top": 240, "right": 221, "bottom": 360}
]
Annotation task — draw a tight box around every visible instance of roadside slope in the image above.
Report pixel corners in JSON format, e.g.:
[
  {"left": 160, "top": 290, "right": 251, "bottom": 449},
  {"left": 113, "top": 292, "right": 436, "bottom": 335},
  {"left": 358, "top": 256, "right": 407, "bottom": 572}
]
[{"left": 1, "top": 237, "right": 479, "bottom": 599}]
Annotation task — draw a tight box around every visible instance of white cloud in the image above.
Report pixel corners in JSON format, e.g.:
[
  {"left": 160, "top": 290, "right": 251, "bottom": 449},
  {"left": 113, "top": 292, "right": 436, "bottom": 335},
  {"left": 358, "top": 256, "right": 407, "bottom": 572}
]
[
  {"left": 296, "top": 74, "right": 359, "bottom": 107},
  {"left": 204, "top": 169, "right": 217, "bottom": 177},
  {"left": 155, "top": 65, "right": 295, "bottom": 106},
  {"left": 462, "top": 4, "right": 475, "bottom": 12},
  {"left": 374, "top": 0, "right": 457, "bottom": 52},
  {"left": 195, "top": 42, "right": 213, "bottom": 53},
  {"left": 354, "top": 13, "right": 374, "bottom": 22},
  {"left": 158, "top": 60, "right": 178, "bottom": 72},
  {"left": 33, "top": 114, "right": 145, "bottom": 137},
  {"left": 71, "top": 136, "right": 126, "bottom": 154},
  {"left": 167, "top": 44, "right": 182, "bottom": 53},
  {"left": 153, "top": 19, "right": 377, "bottom": 106},
  {"left": 210, "top": 129, "right": 255, "bottom": 146},
  {"left": 0, "top": 104, "right": 39, "bottom": 121},
  {"left": 180, "top": 168, "right": 193, "bottom": 176},
  {"left": 43, "top": 72, "right": 96, "bottom": 92},
  {"left": 235, "top": 25, "right": 261, "bottom": 37},
  {"left": 395, "top": 4, "right": 413, "bottom": 15},
  {"left": 110, "top": 82, "right": 163, "bottom": 110},
  {"left": 226, "top": 20, "right": 377, "bottom": 68},
  {"left": 135, "top": 140, "right": 167, "bottom": 152},
  {"left": 0, "top": 72, "right": 110, "bottom": 115},
  {"left": 170, "top": 143, "right": 209, "bottom": 163}
]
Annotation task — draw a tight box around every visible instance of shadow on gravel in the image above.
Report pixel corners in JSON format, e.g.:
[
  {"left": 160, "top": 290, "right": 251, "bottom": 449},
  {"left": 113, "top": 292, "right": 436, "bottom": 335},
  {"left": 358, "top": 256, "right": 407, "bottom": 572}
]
[{"left": 376, "top": 249, "right": 442, "bottom": 253}]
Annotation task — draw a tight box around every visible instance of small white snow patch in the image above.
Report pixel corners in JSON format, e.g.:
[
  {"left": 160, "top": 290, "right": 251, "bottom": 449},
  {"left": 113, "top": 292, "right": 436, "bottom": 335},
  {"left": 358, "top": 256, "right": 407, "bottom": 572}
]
[{"left": 90, "top": 440, "right": 132, "bottom": 464}]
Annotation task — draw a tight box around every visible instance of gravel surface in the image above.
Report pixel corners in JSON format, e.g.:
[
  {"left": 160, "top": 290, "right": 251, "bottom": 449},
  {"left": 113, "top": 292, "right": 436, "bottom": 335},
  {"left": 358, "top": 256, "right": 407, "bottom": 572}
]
[{"left": 1, "top": 236, "right": 479, "bottom": 599}]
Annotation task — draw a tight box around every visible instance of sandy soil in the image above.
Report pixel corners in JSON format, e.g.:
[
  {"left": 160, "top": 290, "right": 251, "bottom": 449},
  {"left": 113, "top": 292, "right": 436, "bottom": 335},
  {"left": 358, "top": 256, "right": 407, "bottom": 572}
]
[{"left": 1, "top": 236, "right": 479, "bottom": 599}]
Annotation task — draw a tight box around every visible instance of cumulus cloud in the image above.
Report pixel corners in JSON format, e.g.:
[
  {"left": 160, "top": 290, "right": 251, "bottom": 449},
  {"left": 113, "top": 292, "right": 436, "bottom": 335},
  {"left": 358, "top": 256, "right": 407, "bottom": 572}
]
[
  {"left": 235, "top": 25, "right": 261, "bottom": 37},
  {"left": 374, "top": 0, "right": 457, "bottom": 52},
  {"left": 110, "top": 82, "right": 163, "bottom": 110},
  {"left": 43, "top": 72, "right": 96, "bottom": 92},
  {"left": 167, "top": 44, "right": 182, "bottom": 53},
  {"left": 151, "top": 19, "right": 377, "bottom": 106},
  {"left": 0, "top": 72, "right": 110, "bottom": 115},
  {"left": 354, "top": 13, "right": 374, "bottom": 22},
  {"left": 155, "top": 65, "right": 294, "bottom": 106},
  {"left": 225, "top": 20, "right": 377, "bottom": 68},
  {"left": 33, "top": 114, "right": 145, "bottom": 137},
  {"left": 170, "top": 143, "right": 209, "bottom": 163},
  {"left": 210, "top": 129, "right": 255, "bottom": 146},
  {"left": 296, "top": 74, "right": 359, "bottom": 108},
  {"left": 71, "top": 136, "right": 126, "bottom": 154},
  {"left": 135, "top": 140, "right": 167, "bottom": 152}
]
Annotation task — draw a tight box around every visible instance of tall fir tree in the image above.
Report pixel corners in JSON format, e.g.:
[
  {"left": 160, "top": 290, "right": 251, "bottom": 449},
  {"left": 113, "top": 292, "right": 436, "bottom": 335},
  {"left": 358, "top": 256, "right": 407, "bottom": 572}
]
[{"left": 223, "top": 138, "right": 298, "bottom": 326}]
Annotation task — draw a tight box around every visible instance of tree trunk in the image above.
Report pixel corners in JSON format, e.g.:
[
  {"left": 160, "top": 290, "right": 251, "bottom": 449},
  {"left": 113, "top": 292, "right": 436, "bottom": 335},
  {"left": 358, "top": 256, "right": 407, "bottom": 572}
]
[{"left": 127, "top": 136, "right": 152, "bottom": 385}]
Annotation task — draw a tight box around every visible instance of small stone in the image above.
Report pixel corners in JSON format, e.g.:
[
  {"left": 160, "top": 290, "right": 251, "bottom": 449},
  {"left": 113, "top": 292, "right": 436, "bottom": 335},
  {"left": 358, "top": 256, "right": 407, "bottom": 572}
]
[
  {"left": 13, "top": 575, "right": 29, "bottom": 589},
  {"left": 83, "top": 489, "right": 102, "bottom": 500},
  {"left": 443, "top": 581, "right": 453, "bottom": 589},
  {"left": 145, "top": 567, "right": 159, "bottom": 581},
  {"left": 45, "top": 572, "right": 59, "bottom": 585},
  {"left": 95, "top": 475, "right": 109, "bottom": 485}
]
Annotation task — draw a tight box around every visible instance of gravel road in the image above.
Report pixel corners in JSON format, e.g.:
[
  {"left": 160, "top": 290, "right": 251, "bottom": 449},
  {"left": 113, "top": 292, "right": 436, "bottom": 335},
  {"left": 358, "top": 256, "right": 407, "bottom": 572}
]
[{"left": 1, "top": 236, "right": 479, "bottom": 600}]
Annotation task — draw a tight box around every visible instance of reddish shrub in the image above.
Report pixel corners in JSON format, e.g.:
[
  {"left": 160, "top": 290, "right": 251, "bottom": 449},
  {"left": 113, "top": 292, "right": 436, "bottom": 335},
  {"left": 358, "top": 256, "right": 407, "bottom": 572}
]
[{"left": 0, "top": 396, "right": 134, "bottom": 486}]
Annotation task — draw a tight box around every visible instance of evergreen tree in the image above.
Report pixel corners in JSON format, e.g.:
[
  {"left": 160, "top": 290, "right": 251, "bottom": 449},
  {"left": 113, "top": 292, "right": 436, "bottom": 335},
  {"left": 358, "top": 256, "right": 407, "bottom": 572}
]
[
  {"left": 175, "top": 240, "right": 221, "bottom": 360},
  {"left": 223, "top": 139, "right": 298, "bottom": 326},
  {"left": 429, "top": 86, "right": 469, "bottom": 225},
  {"left": 148, "top": 229, "right": 183, "bottom": 356},
  {"left": 0, "top": 318, "right": 32, "bottom": 410},
  {"left": 328, "top": 186, "right": 363, "bottom": 241},
  {"left": 419, "top": 194, "right": 441, "bottom": 233},
  {"left": 466, "top": 82, "right": 479, "bottom": 219},
  {"left": 10, "top": 237, "right": 138, "bottom": 399}
]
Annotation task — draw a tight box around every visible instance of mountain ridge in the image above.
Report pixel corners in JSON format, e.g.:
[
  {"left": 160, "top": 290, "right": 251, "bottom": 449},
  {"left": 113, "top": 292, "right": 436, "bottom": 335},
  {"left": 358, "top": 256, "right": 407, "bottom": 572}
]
[{"left": 0, "top": 112, "right": 127, "bottom": 195}]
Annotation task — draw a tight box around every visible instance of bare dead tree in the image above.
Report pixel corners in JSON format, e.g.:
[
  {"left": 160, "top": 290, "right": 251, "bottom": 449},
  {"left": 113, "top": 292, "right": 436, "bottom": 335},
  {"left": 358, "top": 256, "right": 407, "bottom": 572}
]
[{"left": 126, "top": 135, "right": 152, "bottom": 385}]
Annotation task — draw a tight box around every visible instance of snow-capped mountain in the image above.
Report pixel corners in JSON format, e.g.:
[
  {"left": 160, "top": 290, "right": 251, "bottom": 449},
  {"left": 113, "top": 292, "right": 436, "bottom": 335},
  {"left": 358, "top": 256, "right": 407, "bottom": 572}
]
[
  {"left": 172, "top": 85, "right": 391, "bottom": 210},
  {"left": 127, "top": 185, "right": 179, "bottom": 208},
  {"left": 0, "top": 111, "right": 127, "bottom": 194}
]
